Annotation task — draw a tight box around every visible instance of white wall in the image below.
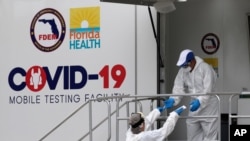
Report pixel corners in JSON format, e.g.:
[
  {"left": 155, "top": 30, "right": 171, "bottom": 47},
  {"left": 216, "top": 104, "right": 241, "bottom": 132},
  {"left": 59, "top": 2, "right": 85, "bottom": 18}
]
[
  {"left": 165, "top": 0, "right": 250, "bottom": 114},
  {"left": 0, "top": 0, "right": 157, "bottom": 141},
  {"left": 163, "top": 0, "right": 250, "bottom": 140}
]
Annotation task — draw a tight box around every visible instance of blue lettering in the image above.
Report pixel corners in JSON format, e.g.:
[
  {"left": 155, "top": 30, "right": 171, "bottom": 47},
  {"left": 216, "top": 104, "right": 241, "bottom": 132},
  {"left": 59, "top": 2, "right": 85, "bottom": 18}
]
[
  {"left": 70, "top": 66, "right": 87, "bottom": 89},
  {"left": 8, "top": 67, "right": 26, "bottom": 91},
  {"left": 8, "top": 65, "right": 90, "bottom": 91},
  {"left": 69, "top": 39, "right": 101, "bottom": 49}
]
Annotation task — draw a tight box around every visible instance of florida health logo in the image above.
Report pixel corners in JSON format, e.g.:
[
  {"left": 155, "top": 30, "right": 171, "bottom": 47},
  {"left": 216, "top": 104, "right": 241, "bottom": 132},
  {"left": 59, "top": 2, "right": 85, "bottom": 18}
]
[
  {"left": 30, "top": 8, "right": 66, "bottom": 52},
  {"left": 70, "top": 7, "right": 100, "bottom": 50}
]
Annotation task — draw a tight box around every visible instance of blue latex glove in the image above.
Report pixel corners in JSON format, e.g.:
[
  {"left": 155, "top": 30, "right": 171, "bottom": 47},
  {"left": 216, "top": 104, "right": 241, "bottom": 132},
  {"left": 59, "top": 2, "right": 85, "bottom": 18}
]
[
  {"left": 164, "top": 98, "right": 175, "bottom": 109},
  {"left": 175, "top": 106, "right": 186, "bottom": 115},
  {"left": 157, "top": 107, "right": 164, "bottom": 113},
  {"left": 190, "top": 99, "right": 200, "bottom": 112}
]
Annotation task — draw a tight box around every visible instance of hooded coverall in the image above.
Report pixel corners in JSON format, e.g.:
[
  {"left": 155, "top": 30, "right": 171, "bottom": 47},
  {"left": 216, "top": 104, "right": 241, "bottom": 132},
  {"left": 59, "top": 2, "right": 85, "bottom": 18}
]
[
  {"left": 126, "top": 109, "right": 179, "bottom": 141},
  {"left": 171, "top": 56, "right": 219, "bottom": 141}
]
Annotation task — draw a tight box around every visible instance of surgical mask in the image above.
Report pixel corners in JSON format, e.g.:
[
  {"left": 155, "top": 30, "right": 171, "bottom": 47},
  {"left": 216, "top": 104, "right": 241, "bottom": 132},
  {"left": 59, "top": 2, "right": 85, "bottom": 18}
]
[{"left": 183, "top": 66, "right": 191, "bottom": 72}]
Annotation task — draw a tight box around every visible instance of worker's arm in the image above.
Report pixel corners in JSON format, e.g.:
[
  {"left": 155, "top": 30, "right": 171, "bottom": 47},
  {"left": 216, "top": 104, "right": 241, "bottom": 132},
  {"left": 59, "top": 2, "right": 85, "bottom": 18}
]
[{"left": 144, "top": 108, "right": 161, "bottom": 131}]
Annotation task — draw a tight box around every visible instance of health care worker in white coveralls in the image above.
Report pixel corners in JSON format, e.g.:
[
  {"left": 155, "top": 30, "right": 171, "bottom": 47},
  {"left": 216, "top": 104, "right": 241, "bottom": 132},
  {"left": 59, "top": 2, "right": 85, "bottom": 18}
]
[
  {"left": 165, "top": 49, "right": 219, "bottom": 141},
  {"left": 126, "top": 104, "right": 186, "bottom": 141}
]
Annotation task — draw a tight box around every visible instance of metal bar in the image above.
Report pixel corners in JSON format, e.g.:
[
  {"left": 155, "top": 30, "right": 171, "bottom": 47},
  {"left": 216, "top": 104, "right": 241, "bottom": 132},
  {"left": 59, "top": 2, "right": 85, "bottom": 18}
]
[
  {"left": 118, "top": 115, "right": 219, "bottom": 120},
  {"left": 228, "top": 94, "right": 235, "bottom": 141},
  {"left": 126, "top": 102, "right": 130, "bottom": 129},
  {"left": 230, "top": 115, "right": 250, "bottom": 118},
  {"left": 216, "top": 95, "right": 221, "bottom": 141},
  {"left": 137, "top": 101, "right": 143, "bottom": 112},
  {"left": 89, "top": 100, "right": 93, "bottom": 141},
  {"left": 100, "top": 0, "right": 156, "bottom": 6},
  {"left": 150, "top": 99, "right": 155, "bottom": 130},
  {"left": 96, "top": 92, "right": 250, "bottom": 100},
  {"left": 38, "top": 101, "right": 89, "bottom": 141},
  {"left": 116, "top": 97, "right": 121, "bottom": 141},
  {"left": 106, "top": 101, "right": 111, "bottom": 141},
  {"left": 78, "top": 102, "right": 127, "bottom": 141},
  {"left": 39, "top": 92, "right": 250, "bottom": 141},
  {"left": 116, "top": 94, "right": 222, "bottom": 141},
  {"left": 135, "top": 4, "right": 138, "bottom": 113}
]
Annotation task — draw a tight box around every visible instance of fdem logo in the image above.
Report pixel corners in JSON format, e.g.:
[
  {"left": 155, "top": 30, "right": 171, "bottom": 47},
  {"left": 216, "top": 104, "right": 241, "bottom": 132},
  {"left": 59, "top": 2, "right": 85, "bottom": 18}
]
[
  {"left": 30, "top": 8, "right": 66, "bottom": 52},
  {"left": 69, "top": 7, "right": 101, "bottom": 50}
]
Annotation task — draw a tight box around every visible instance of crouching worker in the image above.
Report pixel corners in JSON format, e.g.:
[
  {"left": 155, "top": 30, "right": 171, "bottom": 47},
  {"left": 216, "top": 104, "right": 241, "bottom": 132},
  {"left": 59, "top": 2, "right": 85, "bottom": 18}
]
[{"left": 126, "top": 105, "right": 186, "bottom": 141}]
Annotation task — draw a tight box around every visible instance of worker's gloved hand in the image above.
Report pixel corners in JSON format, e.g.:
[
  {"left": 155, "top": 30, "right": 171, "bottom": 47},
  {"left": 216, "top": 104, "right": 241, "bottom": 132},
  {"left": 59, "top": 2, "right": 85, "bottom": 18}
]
[
  {"left": 164, "top": 98, "right": 175, "bottom": 109},
  {"left": 157, "top": 106, "right": 165, "bottom": 113},
  {"left": 190, "top": 99, "right": 200, "bottom": 112},
  {"left": 174, "top": 105, "right": 186, "bottom": 115}
]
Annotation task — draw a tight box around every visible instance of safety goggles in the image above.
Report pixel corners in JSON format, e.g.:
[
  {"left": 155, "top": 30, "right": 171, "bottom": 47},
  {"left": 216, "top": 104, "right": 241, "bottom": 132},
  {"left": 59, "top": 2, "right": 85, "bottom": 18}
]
[{"left": 181, "top": 61, "right": 191, "bottom": 68}]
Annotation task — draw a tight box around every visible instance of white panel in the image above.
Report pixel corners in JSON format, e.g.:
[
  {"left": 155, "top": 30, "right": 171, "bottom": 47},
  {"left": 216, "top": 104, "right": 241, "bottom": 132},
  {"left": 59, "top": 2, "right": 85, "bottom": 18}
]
[
  {"left": 238, "top": 99, "right": 250, "bottom": 124},
  {"left": 0, "top": 0, "right": 158, "bottom": 141}
]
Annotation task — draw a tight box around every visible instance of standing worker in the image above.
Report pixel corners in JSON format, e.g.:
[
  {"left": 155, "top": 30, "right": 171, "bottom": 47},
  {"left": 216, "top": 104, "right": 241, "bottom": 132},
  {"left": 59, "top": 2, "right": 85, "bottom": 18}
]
[
  {"left": 164, "top": 49, "right": 219, "bottom": 141},
  {"left": 126, "top": 104, "right": 186, "bottom": 141}
]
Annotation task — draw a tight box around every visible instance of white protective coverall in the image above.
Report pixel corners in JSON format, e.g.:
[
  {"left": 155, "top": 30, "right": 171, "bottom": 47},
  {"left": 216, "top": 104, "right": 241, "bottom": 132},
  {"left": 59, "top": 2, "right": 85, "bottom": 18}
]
[
  {"left": 171, "top": 56, "right": 219, "bottom": 141},
  {"left": 126, "top": 109, "right": 179, "bottom": 141}
]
